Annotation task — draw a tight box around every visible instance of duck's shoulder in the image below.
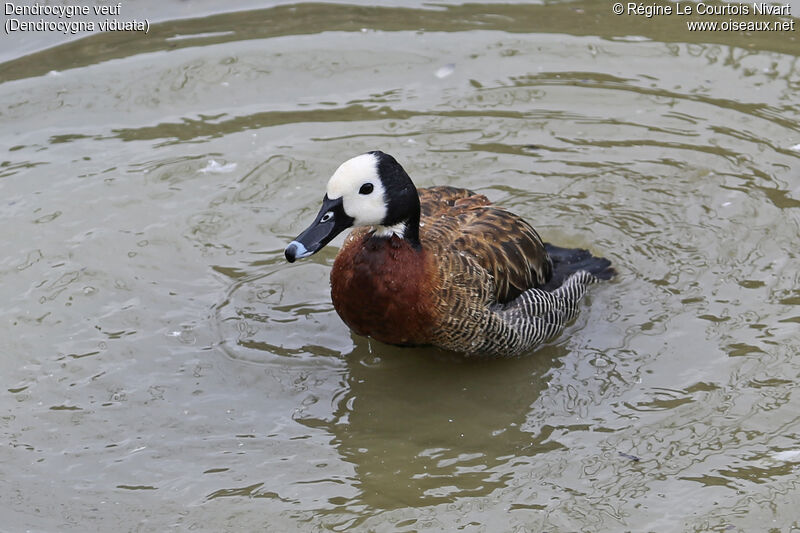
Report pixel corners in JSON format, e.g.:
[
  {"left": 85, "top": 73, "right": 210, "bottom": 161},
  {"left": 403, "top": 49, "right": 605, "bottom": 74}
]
[
  {"left": 419, "top": 187, "right": 552, "bottom": 303},
  {"left": 418, "top": 185, "right": 491, "bottom": 217}
]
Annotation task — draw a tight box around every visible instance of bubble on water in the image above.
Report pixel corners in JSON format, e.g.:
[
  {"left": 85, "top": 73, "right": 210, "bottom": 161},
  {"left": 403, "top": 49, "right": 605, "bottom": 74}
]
[
  {"left": 435, "top": 63, "right": 455, "bottom": 79},
  {"left": 199, "top": 160, "right": 237, "bottom": 174},
  {"left": 167, "top": 325, "right": 196, "bottom": 345}
]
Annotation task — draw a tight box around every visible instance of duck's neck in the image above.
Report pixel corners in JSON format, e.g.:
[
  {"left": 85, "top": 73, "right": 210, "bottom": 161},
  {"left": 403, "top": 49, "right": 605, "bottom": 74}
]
[
  {"left": 404, "top": 207, "right": 422, "bottom": 249},
  {"left": 373, "top": 207, "right": 421, "bottom": 250}
]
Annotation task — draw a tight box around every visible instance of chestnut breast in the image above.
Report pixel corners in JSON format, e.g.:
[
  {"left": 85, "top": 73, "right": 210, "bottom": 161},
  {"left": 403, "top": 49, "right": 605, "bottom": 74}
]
[{"left": 330, "top": 232, "right": 437, "bottom": 346}]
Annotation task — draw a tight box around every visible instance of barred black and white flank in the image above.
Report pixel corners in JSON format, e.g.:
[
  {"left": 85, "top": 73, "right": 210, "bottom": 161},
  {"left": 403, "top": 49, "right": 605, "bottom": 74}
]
[{"left": 484, "top": 271, "right": 598, "bottom": 357}]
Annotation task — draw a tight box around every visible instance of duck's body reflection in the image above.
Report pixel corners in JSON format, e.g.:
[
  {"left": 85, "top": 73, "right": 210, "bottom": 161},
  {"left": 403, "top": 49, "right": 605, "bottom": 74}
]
[{"left": 295, "top": 336, "right": 567, "bottom": 510}]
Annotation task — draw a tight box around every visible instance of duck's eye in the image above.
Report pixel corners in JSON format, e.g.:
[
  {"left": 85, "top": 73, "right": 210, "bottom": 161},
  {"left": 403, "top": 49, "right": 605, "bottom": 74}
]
[
  {"left": 320, "top": 211, "right": 333, "bottom": 223},
  {"left": 359, "top": 183, "right": 374, "bottom": 195}
]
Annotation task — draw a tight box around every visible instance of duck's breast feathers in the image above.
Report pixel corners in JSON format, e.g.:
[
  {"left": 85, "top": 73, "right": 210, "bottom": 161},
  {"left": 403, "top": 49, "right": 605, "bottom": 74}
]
[
  {"left": 418, "top": 186, "right": 552, "bottom": 303},
  {"left": 330, "top": 233, "right": 437, "bottom": 346}
]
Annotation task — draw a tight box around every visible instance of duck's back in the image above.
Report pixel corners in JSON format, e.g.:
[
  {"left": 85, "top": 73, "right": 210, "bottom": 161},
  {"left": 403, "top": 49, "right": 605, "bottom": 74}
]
[{"left": 418, "top": 186, "right": 552, "bottom": 303}]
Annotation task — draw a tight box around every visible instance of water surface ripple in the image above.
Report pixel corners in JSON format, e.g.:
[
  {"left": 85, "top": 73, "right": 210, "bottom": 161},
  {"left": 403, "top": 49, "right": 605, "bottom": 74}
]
[{"left": 1, "top": 2, "right": 799, "bottom": 531}]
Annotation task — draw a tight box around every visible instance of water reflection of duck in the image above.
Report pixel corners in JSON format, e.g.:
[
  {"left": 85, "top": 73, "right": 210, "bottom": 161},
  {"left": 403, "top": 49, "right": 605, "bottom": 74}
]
[
  {"left": 285, "top": 151, "right": 613, "bottom": 357},
  {"left": 292, "top": 340, "right": 565, "bottom": 511}
]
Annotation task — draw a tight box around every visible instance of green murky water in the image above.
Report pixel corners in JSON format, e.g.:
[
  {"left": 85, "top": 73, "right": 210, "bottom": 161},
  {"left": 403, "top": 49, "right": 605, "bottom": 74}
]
[{"left": 2, "top": 1, "right": 799, "bottom": 531}]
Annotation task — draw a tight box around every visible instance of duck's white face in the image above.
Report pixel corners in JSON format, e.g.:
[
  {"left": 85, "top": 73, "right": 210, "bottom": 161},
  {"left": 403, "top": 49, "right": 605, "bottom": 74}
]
[
  {"left": 325, "top": 153, "right": 387, "bottom": 228},
  {"left": 285, "top": 151, "right": 420, "bottom": 263}
]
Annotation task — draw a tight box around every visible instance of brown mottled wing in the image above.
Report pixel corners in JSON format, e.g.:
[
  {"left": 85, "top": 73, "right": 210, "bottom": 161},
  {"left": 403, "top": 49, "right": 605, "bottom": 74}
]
[
  {"left": 418, "top": 186, "right": 490, "bottom": 217},
  {"left": 419, "top": 186, "right": 552, "bottom": 303}
]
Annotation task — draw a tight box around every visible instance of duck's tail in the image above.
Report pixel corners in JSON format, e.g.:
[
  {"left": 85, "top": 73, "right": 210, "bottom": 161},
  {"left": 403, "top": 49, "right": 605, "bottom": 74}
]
[{"left": 541, "top": 243, "right": 615, "bottom": 292}]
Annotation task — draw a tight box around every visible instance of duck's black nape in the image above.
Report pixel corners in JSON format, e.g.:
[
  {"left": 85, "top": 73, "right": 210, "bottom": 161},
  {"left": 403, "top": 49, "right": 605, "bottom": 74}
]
[
  {"left": 368, "top": 151, "right": 422, "bottom": 248},
  {"left": 540, "top": 243, "right": 616, "bottom": 292}
]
